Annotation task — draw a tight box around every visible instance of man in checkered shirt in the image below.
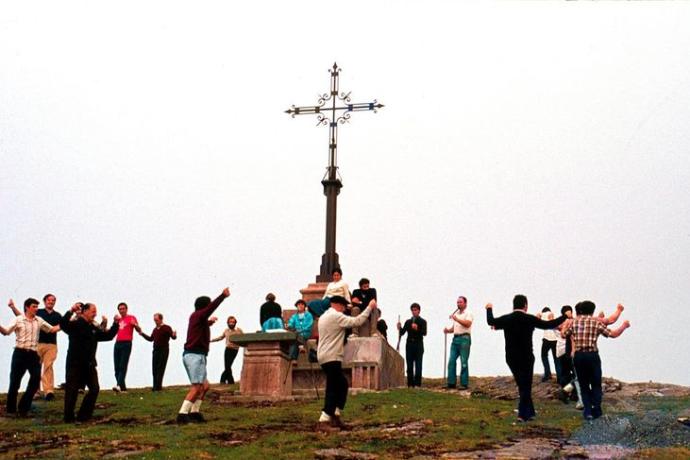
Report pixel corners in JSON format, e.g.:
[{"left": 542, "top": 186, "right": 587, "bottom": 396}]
[
  {"left": 563, "top": 300, "right": 630, "bottom": 420},
  {"left": 1, "top": 298, "right": 60, "bottom": 416}
]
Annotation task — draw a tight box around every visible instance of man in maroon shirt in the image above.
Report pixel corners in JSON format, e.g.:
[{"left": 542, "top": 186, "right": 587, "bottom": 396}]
[
  {"left": 136, "top": 313, "right": 177, "bottom": 391},
  {"left": 176, "top": 287, "right": 230, "bottom": 424}
]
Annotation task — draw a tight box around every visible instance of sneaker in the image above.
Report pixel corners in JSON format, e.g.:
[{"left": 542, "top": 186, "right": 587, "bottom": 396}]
[
  {"left": 576, "top": 402, "right": 584, "bottom": 410},
  {"left": 176, "top": 413, "right": 191, "bottom": 424},
  {"left": 189, "top": 412, "right": 206, "bottom": 423},
  {"left": 563, "top": 383, "right": 574, "bottom": 393},
  {"left": 45, "top": 393, "right": 55, "bottom": 401},
  {"left": 112, "top": 386, "right": 121, "bottom": 393}
]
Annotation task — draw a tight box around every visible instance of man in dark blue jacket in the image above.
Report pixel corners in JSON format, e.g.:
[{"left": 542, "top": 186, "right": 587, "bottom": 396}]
[{"left": 60, "top": 302, "right": 119, "bottom": 423}]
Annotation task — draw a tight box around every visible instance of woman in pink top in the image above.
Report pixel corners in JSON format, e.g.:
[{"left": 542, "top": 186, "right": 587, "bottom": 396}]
[{"left": 112, "top": 302, "right": 138, "bottom": 392}]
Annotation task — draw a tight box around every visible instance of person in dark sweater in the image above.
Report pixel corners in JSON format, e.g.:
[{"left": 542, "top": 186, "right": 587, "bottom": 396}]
[
  {"left": 177, "top": 287, "right": 229, "bottom": 424},
  {"left": 397, "top": 303, "right": 427, "bottom": 387},
  {"left": 259, "top": 293, "right": 283, "bottom": 331},
  {"left": 60, "top": 302, "right": 119, "bottom": 423},
  {"left": 486, "top": 295, "right": 566, "bottom": 422},
  {"left": 350, "top": 278, "right": 380, "bottom": 337},
  {"left": 136, "top": 313, "right": 177, "bottom": 391}
]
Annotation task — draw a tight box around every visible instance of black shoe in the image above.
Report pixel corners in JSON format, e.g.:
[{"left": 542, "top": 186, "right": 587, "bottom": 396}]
[
  {"left": 459, "top": 385, "right": 468, "bottom": 390},
  {"left": 446, "top": 384, "right": 456, "bottom": 389},
  {"left": 176, "top": 413, "right": 191, "bottom": 424},
  {"left": 189, "top": 412, "right": 206, "bottom": 423},
  {"left": 45, "top": 393, "right": 55, "bottom": 401}
]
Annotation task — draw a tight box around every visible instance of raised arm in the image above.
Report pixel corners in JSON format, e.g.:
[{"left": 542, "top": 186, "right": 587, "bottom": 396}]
[
  {"left": 96, "top": 320, "right": 119, "bottom": 341},
  {"left": 60, "top": 306, "right": 80, "bottom": 334},
  {"left": 200, "top": 288, "right": 230, "bottom": 320},
  {"left": 600, "top": 304, "right": 624, "bottom": 326},
  {"left": 7, "top": 299, "right": 21, "bottom": 317},
  {"left": 211, "top": 330, "right": 226, "bottom": 343},
  {"left": 336, "top": 301, "right": 376, "bottom": 328},
  {"left": 485, "top": 303, "right": 507, "bottom": 329}
]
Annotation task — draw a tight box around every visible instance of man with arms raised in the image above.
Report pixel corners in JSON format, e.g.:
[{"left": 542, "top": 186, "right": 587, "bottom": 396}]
[
  {"left": 1, "top": 298, "right": 60, "bottom": 416},
  {"left": 60, "top": 302, "right": 119, "bottom": 422},
  {"left": 177, "top": 287, "right": 230, "bottom": 424},
  {"left": 486, "top": 295, "right": 566, "bottom": 422}
]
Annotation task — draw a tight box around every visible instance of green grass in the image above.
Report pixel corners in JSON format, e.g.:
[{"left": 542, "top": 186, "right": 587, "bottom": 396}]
[{"left": 0, "top": 385, "right": 588, "bottom": 459}]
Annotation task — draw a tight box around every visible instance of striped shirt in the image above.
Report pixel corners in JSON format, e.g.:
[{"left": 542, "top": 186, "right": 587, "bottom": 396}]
[
  {"left": 3, "top": 315, "right": 54, "bottom": 351},
  {"left": 563, "top": 315, "right": 611, "bottom": 353}
]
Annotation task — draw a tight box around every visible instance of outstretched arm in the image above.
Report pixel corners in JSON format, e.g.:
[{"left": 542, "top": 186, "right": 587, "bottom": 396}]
[
  {"left": 533, "top": 314, "right": 567, "bottom": 330},
  {"left": 608, "top": 320, "right": 631, "bottom": 338}
]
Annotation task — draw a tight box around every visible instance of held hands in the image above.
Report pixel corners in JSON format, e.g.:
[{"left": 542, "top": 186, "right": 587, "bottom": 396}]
[
  {"left": 617, "top": 303, "right": 625, "bottom": 312},
  {"left": 622, "top": 320, "right": 631, "bottom": 329},
  {"left": 114, "top": 314, "right": 121, "bottom": 322},
  {"left": 8, "top": 299, "right": 15, "bottom": 309},
  {"left": 101, "top": 315, "right": 108, "bottom": 324},
  {"left": 485, "top": 303, "right": 493, "bottom": 310},
  {"left": 222, "top": 287, "right": 230, "bottom": 297},
  {"left": 71, "top": 303, "right": 82, "bottom": 313},
  {"left": 209, "top": 316, "right": 218, "bottom": 325},
  {"left": 368, "top": 299, "right": 378, "bottom": 310}
]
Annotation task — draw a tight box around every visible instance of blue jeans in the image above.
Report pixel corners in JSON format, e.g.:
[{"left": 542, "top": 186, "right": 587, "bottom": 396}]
[
  {"left": 574, "top": 351, "right": 603, "bottom": 419},
  {"left": 447, "top": 335, "right": 471, "bottom": 387},
  {"left": 113, "top": 341, "right": 132, "bottom": 390}
]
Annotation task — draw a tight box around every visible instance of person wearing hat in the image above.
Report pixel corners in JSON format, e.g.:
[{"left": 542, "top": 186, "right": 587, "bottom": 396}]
[{"left": 316, "top": 295, "right": 377, "bottom": 429}]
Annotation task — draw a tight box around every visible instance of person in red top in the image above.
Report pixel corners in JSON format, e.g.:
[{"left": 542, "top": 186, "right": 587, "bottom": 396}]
[
  {"left": 136, "top": 313, "right": 176, "bottom": 391},
  {"left": 177, "top": 287, "right": 230, "bottom": 424},
  {"left": 112, "top": 302, "right": 139, "bottom": 393}
]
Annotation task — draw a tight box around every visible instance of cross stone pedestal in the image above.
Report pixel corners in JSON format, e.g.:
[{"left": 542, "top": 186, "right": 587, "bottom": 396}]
[{"left": 232, "top": 332, "right": 301, "bottom": 398}]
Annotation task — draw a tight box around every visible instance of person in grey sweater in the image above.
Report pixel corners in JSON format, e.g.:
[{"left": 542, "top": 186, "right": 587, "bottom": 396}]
[{"left": 316, "top": 295, "right": 377, "bottom": 429}]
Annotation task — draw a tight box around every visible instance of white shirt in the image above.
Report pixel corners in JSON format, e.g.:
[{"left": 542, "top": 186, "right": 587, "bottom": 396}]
[
  {"left": 543, "top": 328, "right": 559, "bottom": 342},
  {"left": 317, "top": 306, "right": 371, "bottom": 364},
  {"left": 449, "top": 309, "right": 473, "bottom": 335},
  {"left": 3, "top": 315, "right": 53, "bottom": 351},
  {"left": 323, "top": 280, "right": 351, "bottom": 303}
]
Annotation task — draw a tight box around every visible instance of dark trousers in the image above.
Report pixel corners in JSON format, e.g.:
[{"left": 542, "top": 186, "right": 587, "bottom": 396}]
[
  {"left": 541, "top": 339, "right": 559, "bottom": 380},
  {"left": 113, "top": 341, "right": 132, "bottom": 390},
  {"left": 64, "top": 364, "right": 100, "bottom": 422},
  {"left": 7, "top": 348, "right": 41, "bottom": 414},
  {"left": 558, "top": 354, "right": 574, "bottom": 387},
  {"left": 220, "top": 348, "right": 239, "bottom": 384},
  {"left": 506, "top": 353, "right": 535, "bottom": 420},
  {"left": 152, "top": 347, "right": 169, "bottom": 391},
  {"left": 405, "top": 341, "right": 424, "bottom": 387},
  {"left": 573, "top": 351, "right": 603, "bottom": 419},
  {"left": 321, "top": 361, "right": 348, "bottom": 417}
]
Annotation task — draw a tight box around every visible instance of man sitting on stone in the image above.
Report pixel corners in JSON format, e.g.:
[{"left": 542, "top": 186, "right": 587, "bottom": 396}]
[{"left": 350, "top": 277, "right": 380, "bottom": 337}]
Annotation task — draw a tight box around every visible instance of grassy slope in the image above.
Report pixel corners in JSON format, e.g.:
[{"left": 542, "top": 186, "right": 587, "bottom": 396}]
[{"left": 0, "top": 385, "right": 688, "bottom": 459}]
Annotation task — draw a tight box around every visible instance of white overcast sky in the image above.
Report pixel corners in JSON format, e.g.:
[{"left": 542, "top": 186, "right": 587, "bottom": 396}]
[{"left": 1, "top": 2, "right": 689, "bottom": 389}]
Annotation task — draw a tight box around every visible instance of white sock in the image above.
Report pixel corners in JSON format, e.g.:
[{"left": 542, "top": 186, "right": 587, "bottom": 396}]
[
  {"left": 335, "top": 408, "right": 342, "bottom": 417},
  {"left": 191, "top": 400, "right": 203, "bottom": 413},
  {"left": 179, "top": 400, "right": 193, "bottom": 414},
  {"left": 318, "top": 411, "right": 332, "bottom": 422}
]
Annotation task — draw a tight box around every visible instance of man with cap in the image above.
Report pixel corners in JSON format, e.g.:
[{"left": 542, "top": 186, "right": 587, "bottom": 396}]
[{"left": 317, "top": 295, "right": 377, "bottom": 429}]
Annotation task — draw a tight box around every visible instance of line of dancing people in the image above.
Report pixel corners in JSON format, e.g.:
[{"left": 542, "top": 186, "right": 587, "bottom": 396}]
[{"left": 1, "top": 270, "right": 630, "bottom": 426}]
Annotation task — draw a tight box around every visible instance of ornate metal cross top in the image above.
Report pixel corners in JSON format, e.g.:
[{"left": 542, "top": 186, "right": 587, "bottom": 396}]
[{"left": 286, "top": 63, "right": 384, "bottom": 282}]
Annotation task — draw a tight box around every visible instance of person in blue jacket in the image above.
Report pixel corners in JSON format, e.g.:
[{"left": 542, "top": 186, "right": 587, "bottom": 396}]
[{"left": 287, "top": 299, "right": 314, "bottom": 360}]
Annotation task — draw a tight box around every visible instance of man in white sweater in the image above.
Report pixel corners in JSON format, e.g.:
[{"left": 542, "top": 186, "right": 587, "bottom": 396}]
[{"left": 317, "top": 295, "right": 377, "bottom": 428}]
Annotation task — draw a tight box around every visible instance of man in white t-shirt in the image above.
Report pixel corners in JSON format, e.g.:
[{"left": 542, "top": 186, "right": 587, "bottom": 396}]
[{"left": 443, "top": 296, "right": 473, "bottom": 390}]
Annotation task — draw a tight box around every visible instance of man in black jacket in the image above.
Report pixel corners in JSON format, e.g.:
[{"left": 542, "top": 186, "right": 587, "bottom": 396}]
[
  {"left": 486, "top": 295, "right": 566, "bottom": 422},
  {"left": 60, "top": 302, "right": 119, "bottom": 423},
  {"left": 397, "top": 303, "right": 427, "bottom": 387}
]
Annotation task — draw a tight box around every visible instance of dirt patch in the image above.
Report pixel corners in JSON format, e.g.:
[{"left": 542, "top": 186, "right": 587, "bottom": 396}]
[
  {"left": 0, "top": 432, "right": 158, "bottom": 459},
  {"left": 209, "top": 431, "right": 258, "bottom": 447}
]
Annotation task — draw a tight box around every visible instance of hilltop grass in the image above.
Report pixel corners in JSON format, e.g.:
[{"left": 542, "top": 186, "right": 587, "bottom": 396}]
[{"left": 0, "top": 384, "right": 585, "bottom": 459}]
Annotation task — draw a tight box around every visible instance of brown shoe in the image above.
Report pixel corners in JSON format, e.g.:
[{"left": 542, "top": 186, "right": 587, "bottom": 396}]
[
  {"left": 331, "top": 415, "right": 351, "bottom": 431},
  {"left": 316, "top": 421, "right": 340, "bottom": 432}
]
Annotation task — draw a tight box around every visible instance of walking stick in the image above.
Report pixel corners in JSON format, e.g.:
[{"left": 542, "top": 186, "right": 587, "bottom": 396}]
[
  {"left": 443, "top": 331, "right": 448, "bottom": 380},
  {"left": 395, "top": 315, "right": 402, "bottom": 352}
]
